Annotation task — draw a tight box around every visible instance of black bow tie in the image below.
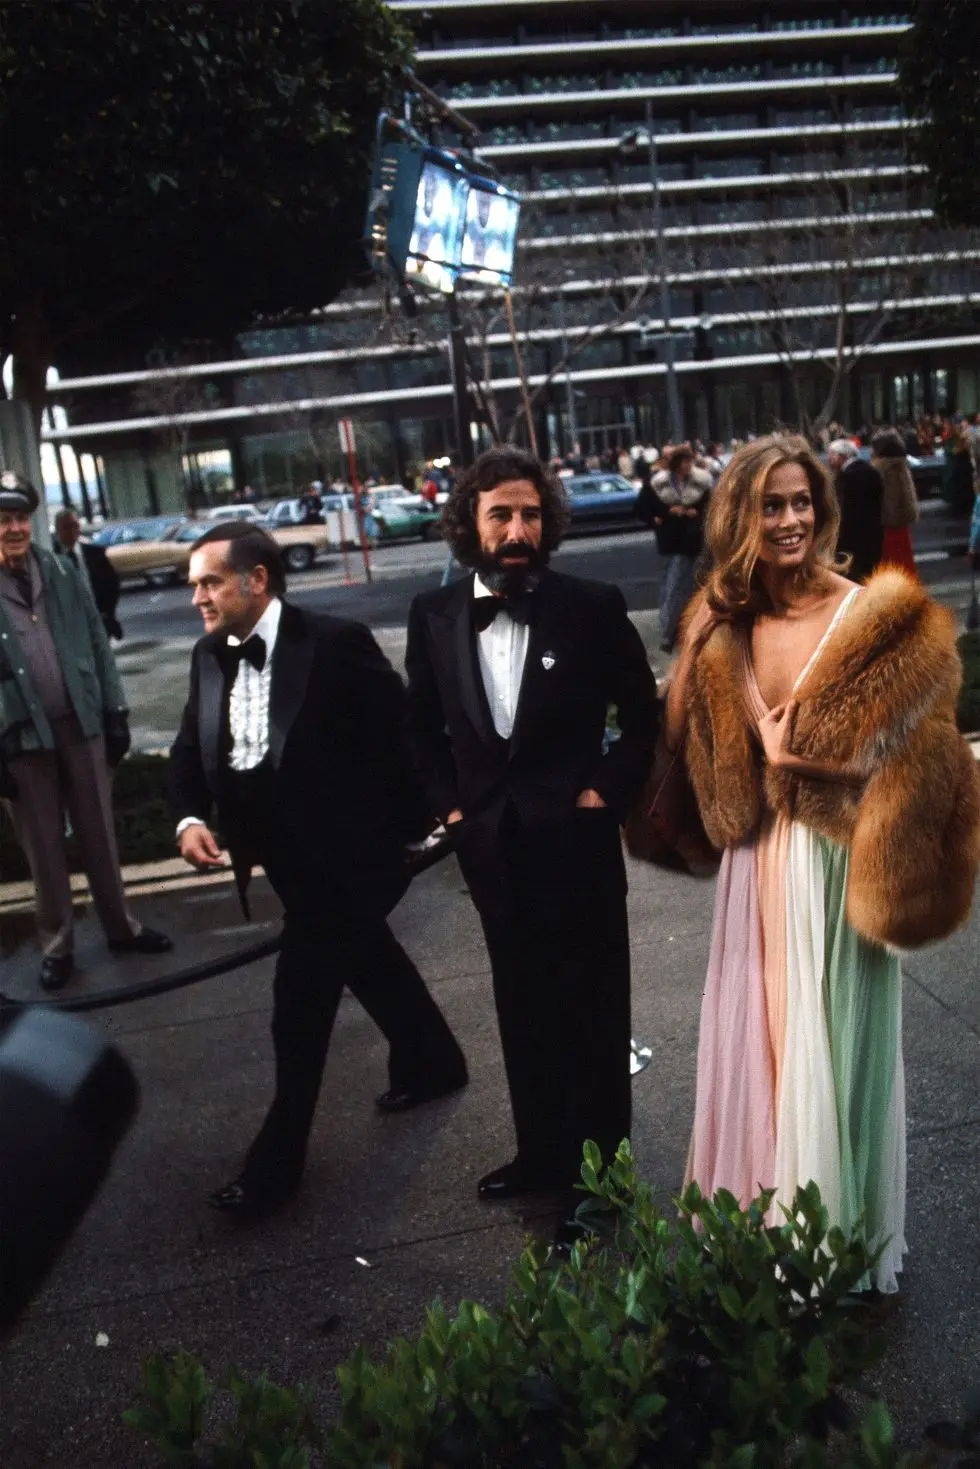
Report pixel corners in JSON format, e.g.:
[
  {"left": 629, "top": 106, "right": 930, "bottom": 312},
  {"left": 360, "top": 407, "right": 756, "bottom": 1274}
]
[
  {"left": 220, "top": 635, "right": 266, "bottom": 677},
  {"left": 472, "top": 594, "right": 535, "bottom": 632}
]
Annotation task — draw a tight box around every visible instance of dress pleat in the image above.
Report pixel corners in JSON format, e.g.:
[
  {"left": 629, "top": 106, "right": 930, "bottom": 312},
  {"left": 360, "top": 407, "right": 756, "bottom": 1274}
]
[{"left": 686, "top": 588, "right": 906, "bottom": 1292}]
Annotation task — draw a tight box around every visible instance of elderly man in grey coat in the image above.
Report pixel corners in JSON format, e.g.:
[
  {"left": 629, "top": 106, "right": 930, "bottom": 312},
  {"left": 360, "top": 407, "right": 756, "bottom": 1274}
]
[{"left": 0, "top": 472, "right": 170, "bottom": 989}]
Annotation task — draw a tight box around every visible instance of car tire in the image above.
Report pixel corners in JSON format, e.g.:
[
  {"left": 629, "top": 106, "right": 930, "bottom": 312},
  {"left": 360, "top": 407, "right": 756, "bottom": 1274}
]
[
  {"left": 283, "top": 544, "right": 314, "bottom": 572},
  {"left": 421, "top": 521, "right": 443, "bottom": 542},
  {"left": 144, "top": 567, "right": 180, "bottom": 589}
]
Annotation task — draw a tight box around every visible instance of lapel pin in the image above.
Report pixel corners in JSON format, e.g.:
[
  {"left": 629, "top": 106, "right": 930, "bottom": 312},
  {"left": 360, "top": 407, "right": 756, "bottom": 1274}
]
[{"left": 541, "top": 651, "right": 556, "bottom": 671}]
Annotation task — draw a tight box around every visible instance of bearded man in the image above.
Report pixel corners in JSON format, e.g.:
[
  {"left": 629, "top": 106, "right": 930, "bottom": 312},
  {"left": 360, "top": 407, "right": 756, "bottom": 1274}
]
[{"left": 405, "top": 447, "right": 659, "bottom": 1227}]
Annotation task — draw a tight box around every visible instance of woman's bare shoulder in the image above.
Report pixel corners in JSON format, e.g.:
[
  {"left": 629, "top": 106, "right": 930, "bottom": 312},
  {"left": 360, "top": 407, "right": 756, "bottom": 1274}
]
[{"left": 824, "top": 570, "right": 858, "bottom": 599}]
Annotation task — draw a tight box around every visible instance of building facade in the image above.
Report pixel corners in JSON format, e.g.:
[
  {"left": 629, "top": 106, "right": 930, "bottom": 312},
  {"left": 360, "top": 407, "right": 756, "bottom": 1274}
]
[{"left": 46, "top": 0, "right": 980, "bottom": 508}]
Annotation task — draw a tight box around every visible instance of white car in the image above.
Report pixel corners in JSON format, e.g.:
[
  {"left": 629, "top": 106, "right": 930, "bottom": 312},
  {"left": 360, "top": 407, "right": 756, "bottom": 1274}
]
[
  {"left": 203, "top": 503, "right": 266, "bottom": 523},
  {"left": 365, "top": 484, "right": 422, "bottom": 510}
]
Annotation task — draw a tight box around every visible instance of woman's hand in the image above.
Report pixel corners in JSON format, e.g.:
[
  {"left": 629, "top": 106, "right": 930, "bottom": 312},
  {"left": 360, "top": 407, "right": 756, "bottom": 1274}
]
[
  {"left": 668, "top": 504, "right": 685, "bottom": 517},
  {"left": 758, "top": 700, "right": 798, "bottom": 768}
]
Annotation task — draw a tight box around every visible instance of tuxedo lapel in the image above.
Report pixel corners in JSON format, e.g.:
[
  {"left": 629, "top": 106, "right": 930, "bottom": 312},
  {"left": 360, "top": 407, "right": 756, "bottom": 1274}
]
[
  {"left": 198, "top": 642, "right": 224, "bottom": 776},
  {"left": 509, "top": 573, "right": 565, "bottom": 757},
  {"left": 433, "top": 577, "right": 497, "bottom": 744},
  {"left": 269, "top": 602, "right": 316, "bottom": 768}
]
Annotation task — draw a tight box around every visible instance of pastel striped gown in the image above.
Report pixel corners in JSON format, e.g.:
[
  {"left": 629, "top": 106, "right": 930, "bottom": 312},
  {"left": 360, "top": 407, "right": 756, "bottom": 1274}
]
[{"left": 686, "top": 589, "right": 906, "bottom": 1293}]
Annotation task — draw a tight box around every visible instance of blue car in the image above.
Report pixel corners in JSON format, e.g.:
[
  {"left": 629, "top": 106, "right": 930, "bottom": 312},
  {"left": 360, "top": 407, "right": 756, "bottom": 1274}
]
[{"left": 563, "top": 473, "right": 640, "bottom": 532}]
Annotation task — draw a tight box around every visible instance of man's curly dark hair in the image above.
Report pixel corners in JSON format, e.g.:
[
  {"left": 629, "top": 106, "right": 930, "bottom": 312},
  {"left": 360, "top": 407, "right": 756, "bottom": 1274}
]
[{"left": 441, "top": 447, "right": 571, "bottom": 566}]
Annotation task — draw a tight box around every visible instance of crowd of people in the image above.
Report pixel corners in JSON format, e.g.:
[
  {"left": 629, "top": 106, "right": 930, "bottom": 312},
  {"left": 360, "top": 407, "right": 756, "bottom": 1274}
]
[{"left": 2, "top": 429, "right": 980, "bottom": 1277}]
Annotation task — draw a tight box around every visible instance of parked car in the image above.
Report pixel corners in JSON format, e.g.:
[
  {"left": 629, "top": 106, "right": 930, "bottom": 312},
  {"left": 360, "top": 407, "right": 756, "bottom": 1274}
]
[
  {"left": 563, "top": 473, "right": 640, "bottom": 532},
  {"left": 370, "top": 500, "right": 443, "bottom": 544},
  {"left": 104, "top": 517, "right": 335, "bottom": 585},
  {"left": 265, "top": 494, "right": 358, "bottom": 528},
  {"left": 365, "top": 484, "right": 421, "bottom": 511},
  {"left": 202, "top": 503, "right": 266, "bottom": 523},
  {"left": 90, "top": 515, "right": 184, "bottom": 550},
  {"left": 820, "top": 446, "right": 943, "bottom": 500}
]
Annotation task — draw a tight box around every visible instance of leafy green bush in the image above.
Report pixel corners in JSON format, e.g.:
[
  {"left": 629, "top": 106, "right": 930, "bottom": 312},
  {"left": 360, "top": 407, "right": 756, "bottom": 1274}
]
[
  {"left": 957, "top": 632, "right": 980, "bottom": 735},
  {"left": 123, "top": 1351, "right": 321, "bottom": 1468},
  {"left": 126, "top": 1143, "right": 932, "bottom": 1468}
]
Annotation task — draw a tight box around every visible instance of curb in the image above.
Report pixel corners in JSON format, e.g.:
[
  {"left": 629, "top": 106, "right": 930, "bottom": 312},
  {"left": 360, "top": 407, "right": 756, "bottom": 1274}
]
[{"left": 0, "top": 857, "right": 237, "bottom": 916}]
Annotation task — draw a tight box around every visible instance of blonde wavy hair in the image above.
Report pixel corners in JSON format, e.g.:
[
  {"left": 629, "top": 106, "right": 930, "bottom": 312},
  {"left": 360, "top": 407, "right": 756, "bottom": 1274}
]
[{"left": 703, "top": 434, "right": 843, "bottom": 618}]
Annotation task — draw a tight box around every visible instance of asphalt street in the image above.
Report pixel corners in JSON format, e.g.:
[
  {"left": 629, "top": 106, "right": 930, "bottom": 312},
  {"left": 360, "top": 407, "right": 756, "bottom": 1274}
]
[{"left": 114, "top": 506, "right": 975, "bottom": 645}]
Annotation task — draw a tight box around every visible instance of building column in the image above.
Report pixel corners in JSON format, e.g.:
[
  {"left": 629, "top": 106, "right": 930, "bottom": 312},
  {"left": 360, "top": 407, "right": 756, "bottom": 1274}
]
[
  {"left": 53, "top": 443, "right": 73, "bottom": 509},
  {"left": 92, "top": 454, "right": 111, "bottom": 519},
  {"left": 74, "top": 448, "right": 94, "bottom": 522}
]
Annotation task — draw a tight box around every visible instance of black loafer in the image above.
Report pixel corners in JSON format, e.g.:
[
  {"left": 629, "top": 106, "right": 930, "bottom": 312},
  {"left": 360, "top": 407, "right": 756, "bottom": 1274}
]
[
  {"left": 207, "top": 1175, "right": 298, "bottom": 1218},
  {"left": 477, "top": 1160, "right": 568, "bottom": 1201},
  {"left": 108, "top": 927, "right": 173, "bottom": 955},
  {"left": 40, "top": 954, "right": 74, "bottom": 991},
  {"left": 375, "top": 1076, "right": 468, "bottom": 1113}
]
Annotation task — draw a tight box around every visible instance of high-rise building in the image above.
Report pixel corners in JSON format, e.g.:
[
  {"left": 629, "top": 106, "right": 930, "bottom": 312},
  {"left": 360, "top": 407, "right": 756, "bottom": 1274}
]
[{"left": 47, "top": 2, "right": 980, "bottom": 506}]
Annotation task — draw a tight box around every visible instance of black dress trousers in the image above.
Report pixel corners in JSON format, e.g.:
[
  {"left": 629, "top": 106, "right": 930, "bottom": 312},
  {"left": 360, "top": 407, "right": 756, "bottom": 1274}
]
[
  {"left": 222, "top": 769, "right": 466, "bottom": 1193},
  {"left": 467, "top": 804, "right": 632, "bottom": 1186}
]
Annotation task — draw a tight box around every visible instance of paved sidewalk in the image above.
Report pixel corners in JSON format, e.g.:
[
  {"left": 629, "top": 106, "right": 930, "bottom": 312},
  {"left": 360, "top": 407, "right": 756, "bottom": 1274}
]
[{"left": 1, "top": 844, "right": 978, "bottom": 1465}]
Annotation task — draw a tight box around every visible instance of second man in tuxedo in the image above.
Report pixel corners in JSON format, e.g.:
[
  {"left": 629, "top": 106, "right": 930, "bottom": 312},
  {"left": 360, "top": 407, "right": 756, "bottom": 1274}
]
[
  {"left": 405, "top": 448, "right": 660, "bottom": 1216},
  {"left": 171, "top": 522, "right": 467, "bottom": 1217}
]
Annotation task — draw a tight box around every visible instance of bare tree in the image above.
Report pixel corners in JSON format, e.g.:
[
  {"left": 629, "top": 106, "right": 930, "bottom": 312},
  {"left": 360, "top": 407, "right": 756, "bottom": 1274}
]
[
  {"left": 130, "top": 354, "right": 220, "bottom": 509},
  {"left": 705, "top": 120, "right": 973, "bottom": 436},
  {"left": 377, "top": 194, "right": 656, "bottom": 450}
]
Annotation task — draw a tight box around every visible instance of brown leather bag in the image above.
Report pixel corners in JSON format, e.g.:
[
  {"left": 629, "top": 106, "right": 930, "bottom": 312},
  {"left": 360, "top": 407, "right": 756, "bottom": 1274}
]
[{"left": 624, "top": 738, "right": 720, "bottom": 877}]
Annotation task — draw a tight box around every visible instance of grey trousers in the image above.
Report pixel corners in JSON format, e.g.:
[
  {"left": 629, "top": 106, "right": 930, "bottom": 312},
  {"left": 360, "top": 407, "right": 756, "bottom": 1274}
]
[
  {"left": 4, "top": 717, "right": 138, "bottom": 958},
  {"left": 659, "top": 553, "right": 697, "bottom": 649}
]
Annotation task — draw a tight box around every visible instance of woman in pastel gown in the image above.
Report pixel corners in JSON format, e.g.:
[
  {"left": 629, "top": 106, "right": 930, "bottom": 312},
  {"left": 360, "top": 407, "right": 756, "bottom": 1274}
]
[{"left": 659, "top": 435, "right": 979, "bottom": 1293}]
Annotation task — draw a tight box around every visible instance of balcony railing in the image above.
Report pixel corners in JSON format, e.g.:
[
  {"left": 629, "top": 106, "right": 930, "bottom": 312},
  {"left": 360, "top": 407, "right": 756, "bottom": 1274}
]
[
  {"left": 477, "top": 117, "right": 914, "bottom": 162},
  {"left": 520, "top": 206, "right": 934, "bottom": 253},
  {"left": 523, "top": 163, "right": 923, "bottom": 206},
  {"left": 438, "top": 72, "right": 897, "bottom": 115},
  {"left": 414, "top": 23, "right": 909, "bottom": 68}
]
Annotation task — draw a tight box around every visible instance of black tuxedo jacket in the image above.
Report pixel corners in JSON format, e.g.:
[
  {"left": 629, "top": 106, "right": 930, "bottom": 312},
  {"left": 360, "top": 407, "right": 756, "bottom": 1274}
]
[
  {"left": 170, "top": 602, "right": 429, "bottom": 920},
  {"left": 57, "top": 542, "right": 121, "bottom": 633},
  {"left": 405, "top": 569, "right": 659, "bottom": 835}
]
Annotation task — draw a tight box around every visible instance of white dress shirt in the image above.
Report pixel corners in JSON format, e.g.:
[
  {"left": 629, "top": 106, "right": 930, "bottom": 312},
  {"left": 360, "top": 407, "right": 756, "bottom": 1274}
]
[
  {"left": 176, "top": 597, "right": 282, "bottom": 836},
  {"left": 227, "top": 596, "right": 282, "bottom": 771},
  {"left": 474, "top": 576, "right": 529, "bottom": 740}
]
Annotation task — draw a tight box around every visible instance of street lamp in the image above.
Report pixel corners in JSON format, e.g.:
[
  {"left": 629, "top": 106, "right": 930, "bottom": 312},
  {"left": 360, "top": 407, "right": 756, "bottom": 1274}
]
[{"left": 617, "top": 100, "right": 684, "bottom": 445}]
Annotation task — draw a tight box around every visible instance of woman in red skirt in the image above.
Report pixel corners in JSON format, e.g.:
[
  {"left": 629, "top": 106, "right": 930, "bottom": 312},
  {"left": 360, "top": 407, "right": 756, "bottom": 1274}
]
[{"left": 872, "top": 429, "right": 919, "bottom": 578}]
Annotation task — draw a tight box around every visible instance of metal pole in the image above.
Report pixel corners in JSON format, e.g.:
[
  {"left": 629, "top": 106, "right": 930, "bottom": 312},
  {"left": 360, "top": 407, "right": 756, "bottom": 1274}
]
[
  {"left": 646, "top": 99, "right": 683, "bottom": 445},
  {"left": 447, "top": 291, "right": 474, "bottom": 470}
]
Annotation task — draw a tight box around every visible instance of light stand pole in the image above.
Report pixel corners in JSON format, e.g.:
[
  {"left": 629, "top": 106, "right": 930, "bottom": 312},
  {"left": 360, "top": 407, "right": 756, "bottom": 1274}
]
[
  {"left": 447, "top": 290, "right": 474, "bottom": 473},
  {"left": 644, "top": 99, "right": 684, "bottom": 445}
]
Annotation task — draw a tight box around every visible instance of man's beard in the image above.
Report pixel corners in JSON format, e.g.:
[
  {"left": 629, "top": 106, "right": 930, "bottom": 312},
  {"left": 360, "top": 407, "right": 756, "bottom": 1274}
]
[{"left": 471, "top": 540, "right": 546, "bottom": 597}]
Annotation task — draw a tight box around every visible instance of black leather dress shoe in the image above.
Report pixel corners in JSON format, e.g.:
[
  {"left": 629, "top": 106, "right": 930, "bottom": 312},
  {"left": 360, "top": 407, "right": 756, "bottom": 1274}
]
[
  {"left": 108, "top": 927, "right": 173, "bottom": 955},
  {"left": 477, "top": 1160, "right": 568, "bottom": 1201},
  {"left": 375, "top": 1076, "right": 468, "bottom": 1113},
  {"left": 40, "top": 954, "right": 74, "bottom": 991},
  {"left": 207, "top": 1176, "right": 298, "bottom": 1218}
]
